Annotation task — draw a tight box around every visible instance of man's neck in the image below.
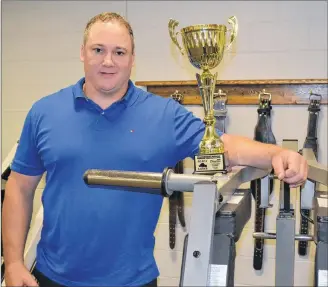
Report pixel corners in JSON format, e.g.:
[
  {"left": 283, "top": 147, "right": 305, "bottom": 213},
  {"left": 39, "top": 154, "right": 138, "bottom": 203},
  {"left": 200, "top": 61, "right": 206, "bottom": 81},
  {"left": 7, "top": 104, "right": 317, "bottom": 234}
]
[{"left": 83, "top": 82, "right": 129, "bottom": 110}]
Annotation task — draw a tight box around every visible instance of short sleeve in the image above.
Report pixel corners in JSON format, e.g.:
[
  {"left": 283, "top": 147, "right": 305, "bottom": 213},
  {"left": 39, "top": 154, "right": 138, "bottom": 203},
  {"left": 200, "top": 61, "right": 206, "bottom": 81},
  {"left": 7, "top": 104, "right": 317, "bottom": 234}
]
[
  {"left": 11, "top": 107, "right": 45, "bottom": 176},
  {"left": 173, "top": 101, "right": 224, "bottom": 161}
]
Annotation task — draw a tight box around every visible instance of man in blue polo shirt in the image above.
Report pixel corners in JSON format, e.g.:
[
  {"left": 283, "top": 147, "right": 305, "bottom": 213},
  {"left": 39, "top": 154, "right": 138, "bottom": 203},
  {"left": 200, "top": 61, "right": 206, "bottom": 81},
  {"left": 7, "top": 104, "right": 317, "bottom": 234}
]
[{"left": 2, "top": 12, "right": 308, "bottom": 287}]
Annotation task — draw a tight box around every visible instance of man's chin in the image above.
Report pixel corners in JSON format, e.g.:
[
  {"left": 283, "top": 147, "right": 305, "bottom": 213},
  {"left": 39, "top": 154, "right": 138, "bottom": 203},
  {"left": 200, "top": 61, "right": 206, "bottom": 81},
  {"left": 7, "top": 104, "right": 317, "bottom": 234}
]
[{"left": 99, "top": 86, "right": 116, "bottom": 94}]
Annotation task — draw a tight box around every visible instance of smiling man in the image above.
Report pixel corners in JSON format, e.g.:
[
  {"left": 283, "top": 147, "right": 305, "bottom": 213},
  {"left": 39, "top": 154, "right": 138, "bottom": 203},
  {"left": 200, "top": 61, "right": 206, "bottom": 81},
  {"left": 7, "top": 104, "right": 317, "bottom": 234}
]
[
  {"left": 81, "top": 18, "right": 135, "bottom": 109},
  {"left": 2, "top": 12, "right": 308, "bottom": 287}
]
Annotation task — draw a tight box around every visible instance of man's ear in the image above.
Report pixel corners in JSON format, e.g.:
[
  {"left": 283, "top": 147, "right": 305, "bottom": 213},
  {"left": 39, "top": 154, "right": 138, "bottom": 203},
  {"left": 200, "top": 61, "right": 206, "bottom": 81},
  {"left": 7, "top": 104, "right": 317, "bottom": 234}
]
[{"left": 80, "top": 44, "right": 85, "bottom": 62}]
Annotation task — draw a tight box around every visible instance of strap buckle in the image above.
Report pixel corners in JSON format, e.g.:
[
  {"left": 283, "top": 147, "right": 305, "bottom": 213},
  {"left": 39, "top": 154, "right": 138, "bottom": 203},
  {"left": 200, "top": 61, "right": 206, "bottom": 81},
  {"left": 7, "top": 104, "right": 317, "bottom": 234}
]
[
  {"left": 308, "top": 91, "right": 322, "bottom": 111},
  {"left": 213, "top": 89, "right": 227, "bottom": 111},
  {"left": 258, "top": 89, "right": 272, "bottom": 111},
  {"left": 309, "top": 91, "right": 322, "bottom": 102},
  {"left": 170, "top": 90, "right": 184, "bottom": 103},
  {"left": 258, "top": 89, "right": 272, "bottom": 101}
]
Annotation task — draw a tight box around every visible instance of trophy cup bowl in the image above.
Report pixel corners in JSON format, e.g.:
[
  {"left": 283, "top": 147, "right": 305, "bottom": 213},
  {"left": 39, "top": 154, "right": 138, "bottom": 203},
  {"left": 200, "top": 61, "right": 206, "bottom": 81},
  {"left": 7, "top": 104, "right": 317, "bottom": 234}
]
[{"left": 168, "top": 16, "right": 238, "bottom": 174}]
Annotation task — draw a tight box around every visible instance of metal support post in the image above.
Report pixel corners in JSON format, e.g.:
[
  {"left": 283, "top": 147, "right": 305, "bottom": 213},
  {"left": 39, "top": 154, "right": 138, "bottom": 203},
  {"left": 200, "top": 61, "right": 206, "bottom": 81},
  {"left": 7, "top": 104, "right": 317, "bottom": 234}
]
[
  {"left": 275, "top": 208, "right": 295, "bottom": 286},
  {"left": 259, "top": 175, "right": 270, "bottom": 208},
  {"left": 181, "top": 181, "right": 218, "bottom": 286},
  {"left": 275, "top": 139, "right": 298, "bottom": 286},
  {"left": 314, "top": 189, "right": 328, "bottom": 287}
]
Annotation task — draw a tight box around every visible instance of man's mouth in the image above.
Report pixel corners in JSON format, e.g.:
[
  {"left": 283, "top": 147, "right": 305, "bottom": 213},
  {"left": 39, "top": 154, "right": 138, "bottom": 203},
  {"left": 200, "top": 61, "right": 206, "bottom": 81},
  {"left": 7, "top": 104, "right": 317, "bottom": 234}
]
[{"left": 100, "top": 72, "right": 116, "bottom": 75}]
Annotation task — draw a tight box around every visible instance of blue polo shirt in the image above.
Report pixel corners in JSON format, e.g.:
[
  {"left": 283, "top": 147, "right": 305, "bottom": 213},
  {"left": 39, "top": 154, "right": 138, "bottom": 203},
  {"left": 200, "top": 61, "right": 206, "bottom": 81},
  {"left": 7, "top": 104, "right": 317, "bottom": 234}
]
[{"left": 11, "top": 78, "right": 222, "bottom": 286}]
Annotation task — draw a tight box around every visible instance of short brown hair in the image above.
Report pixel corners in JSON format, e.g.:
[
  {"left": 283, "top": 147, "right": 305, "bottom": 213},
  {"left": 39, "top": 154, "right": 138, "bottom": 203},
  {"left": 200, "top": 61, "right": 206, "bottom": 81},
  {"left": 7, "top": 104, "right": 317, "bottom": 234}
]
[{"left": 83, "top": 12, "right": 135, "bottom": 53}]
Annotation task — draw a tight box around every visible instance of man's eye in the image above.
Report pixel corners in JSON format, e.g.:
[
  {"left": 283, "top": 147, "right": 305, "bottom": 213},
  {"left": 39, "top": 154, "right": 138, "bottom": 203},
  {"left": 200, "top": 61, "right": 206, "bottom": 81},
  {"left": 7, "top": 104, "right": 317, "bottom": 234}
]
[
  {"left": 94, "top": 48, "right": 103, "bottom": 53},
  {"left": 116, "top": 51, "right": 125, "bottom": 56}
]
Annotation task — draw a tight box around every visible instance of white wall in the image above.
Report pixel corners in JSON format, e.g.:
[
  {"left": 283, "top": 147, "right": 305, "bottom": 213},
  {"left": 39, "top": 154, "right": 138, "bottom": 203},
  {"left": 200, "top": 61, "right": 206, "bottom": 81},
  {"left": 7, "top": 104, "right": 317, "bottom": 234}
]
[{"left": 1, "top": 1, "right": 327, "bottom": 286}]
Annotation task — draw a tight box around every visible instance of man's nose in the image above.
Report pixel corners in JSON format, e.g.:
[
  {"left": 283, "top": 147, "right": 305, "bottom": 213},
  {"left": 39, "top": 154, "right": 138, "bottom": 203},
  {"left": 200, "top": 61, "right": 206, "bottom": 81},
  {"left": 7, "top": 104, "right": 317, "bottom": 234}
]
[{"left": 102, "top": 54, "right": 114, "bottom": 66}]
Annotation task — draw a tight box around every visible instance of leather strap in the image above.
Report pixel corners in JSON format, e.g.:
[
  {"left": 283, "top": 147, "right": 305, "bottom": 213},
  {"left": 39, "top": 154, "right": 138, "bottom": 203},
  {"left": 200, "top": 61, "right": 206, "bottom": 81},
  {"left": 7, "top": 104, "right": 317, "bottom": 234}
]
[
  {"left": 298, "top": 93, "right": 321, "bottom": 256},
  {"left": 213, "top": 89, "right": 228, "bottom": 133},
  {"left": 251, "top": 92, "right": 276, "bottom": 270},
  {"left": 1, "top": 167, "right": 11, "bottom": 181},
  {"left": 175, "top": 162, "right": 186, "bottom": 228},
  {"left": 302, "top": 93, "right": 321, "bottom": 158},
  {"left": 213, "top": 90, "right": 227, "bottom": 203},
  {"left": 169, "top": 91, "right": 186, "bottom": 249}
]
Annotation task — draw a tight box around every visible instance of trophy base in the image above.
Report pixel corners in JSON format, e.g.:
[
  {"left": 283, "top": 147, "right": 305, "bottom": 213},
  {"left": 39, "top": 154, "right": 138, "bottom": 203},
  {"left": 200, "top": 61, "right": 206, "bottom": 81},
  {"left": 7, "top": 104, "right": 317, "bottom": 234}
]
[{"left": 194, "top": 153, "right": 227, "bottom": 175}]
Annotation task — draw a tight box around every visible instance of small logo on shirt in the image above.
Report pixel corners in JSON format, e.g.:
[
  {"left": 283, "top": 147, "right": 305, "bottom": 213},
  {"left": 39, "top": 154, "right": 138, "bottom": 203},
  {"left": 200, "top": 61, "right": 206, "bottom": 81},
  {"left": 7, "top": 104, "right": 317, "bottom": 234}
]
[{"left": 130, "top": 129, "right": 134, "bottom": 133}]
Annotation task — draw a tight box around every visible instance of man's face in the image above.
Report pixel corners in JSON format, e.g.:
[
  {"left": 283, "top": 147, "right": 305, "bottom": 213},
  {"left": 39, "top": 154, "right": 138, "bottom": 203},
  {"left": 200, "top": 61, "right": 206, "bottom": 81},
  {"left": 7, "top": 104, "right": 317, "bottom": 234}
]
[{"left": 80, "top": 21, "right": 135, "bottom": 95}]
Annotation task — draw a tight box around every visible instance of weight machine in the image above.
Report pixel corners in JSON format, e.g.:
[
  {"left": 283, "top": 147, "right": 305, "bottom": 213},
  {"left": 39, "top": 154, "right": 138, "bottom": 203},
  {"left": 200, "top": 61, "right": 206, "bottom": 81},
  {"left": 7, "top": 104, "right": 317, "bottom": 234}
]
[
  {"left": 83, "top": 151, "right": 328, "bottom": 287},
  {"left": 253, "top": 139, "right": 328, "bottom": 287},
  {"left": 1, "top": 141, "right": 327, "bottom": 286},
  {"left": 84, "top": 165, "right": 269, "bottom": 286}
]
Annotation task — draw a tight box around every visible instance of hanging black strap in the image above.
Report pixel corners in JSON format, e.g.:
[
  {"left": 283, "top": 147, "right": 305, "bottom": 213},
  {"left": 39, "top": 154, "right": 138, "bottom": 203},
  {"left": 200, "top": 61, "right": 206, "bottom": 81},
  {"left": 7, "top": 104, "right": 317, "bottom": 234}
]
[
  {"left": 213, "top": 89, "right": 228, "bottom": 133},
  {"left": 251, "top": 90, "right": 276, "bottom": 270},
  {"left": 213, "top": 89, "right": 228, "bottom": 204},
  {"left": 298, "top": 92, "right": 321, "bottom": 256},
  {"left": 169, "top": 91, "right": 186, "bottom": 249},
  {"left": 302, "top": 92, "right": 321, "bottom": 157}
]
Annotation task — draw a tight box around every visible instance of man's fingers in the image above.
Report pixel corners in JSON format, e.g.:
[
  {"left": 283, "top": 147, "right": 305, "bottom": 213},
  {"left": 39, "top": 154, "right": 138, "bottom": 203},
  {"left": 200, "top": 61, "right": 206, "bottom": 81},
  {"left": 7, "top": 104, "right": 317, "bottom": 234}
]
[
  {"left": 285, "top": 168, "right": 298, "bottom": 178},
  {"left": 284, "top": 154, "right": 301, "bottom": 178},
  {"left": 283, "top": 158, "right": 308, "bottom": 186},
  {"left": 272, "top": 150, "right": 308, "bottom": 187},
  {"left": 289, "top": 179, "right": 305, "bottom": 188},
  {"left": 272, "top": 155, "right": 286, "bottom": 180},
  {"left": 282, "top": 171, "right": 304, "bottom": 185},
  {"left": 23, "top": 274, "right": 39, "bottom": 287}
]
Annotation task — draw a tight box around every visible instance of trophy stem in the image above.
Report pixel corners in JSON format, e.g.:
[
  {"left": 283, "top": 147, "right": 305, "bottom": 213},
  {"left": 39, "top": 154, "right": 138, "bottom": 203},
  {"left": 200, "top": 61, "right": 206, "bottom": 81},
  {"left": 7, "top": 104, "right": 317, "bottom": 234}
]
[
  {"left": 196, "top": 69, "right": 225, "bottom": 155},
  {"left": 196, "top": 69, "right": 217, "bottom": 122}
]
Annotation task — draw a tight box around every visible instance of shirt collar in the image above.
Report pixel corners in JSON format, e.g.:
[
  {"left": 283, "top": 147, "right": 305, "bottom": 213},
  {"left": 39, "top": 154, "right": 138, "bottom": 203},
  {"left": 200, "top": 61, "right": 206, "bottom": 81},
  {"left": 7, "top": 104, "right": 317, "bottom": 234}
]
[{"left": 73, "top": 77, "right": 139, "bottom": 107}]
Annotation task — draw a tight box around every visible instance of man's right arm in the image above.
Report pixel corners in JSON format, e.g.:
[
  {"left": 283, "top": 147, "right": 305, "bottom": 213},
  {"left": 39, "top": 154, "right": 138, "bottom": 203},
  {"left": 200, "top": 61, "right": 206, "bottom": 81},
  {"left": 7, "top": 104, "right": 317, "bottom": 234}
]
[
  {"left": 2, "top": 104, "right": 46, "bottom": 285},
  {"left": 2, "top": 171, "right": 42, "bottom": 268}
]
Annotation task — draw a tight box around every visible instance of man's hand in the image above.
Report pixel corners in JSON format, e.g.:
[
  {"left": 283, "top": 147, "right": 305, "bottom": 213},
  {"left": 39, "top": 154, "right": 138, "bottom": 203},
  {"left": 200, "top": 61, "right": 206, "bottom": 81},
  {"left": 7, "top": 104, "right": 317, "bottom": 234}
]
[
  {"left": 272, "top": 149, "right": 308, "bottom": 188},
  {"left": 4, "top": 261, "right": 39, "bottom": 287}
]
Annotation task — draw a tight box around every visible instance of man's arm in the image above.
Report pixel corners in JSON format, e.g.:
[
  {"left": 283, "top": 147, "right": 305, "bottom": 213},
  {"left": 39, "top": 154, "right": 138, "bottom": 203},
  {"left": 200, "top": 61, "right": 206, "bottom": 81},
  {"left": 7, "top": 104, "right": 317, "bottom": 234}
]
[
  {"left": 222, "top": 133, "right": 282, "bottom": 169},
  {"left": 222, "top": 133, "right": 308, "bottom": 187},
  {"left": 2, "top": 171, "right": 42, "bottom": 267},
  {"left": 170, "top": 101, "right": 307, "bottom": 188}
]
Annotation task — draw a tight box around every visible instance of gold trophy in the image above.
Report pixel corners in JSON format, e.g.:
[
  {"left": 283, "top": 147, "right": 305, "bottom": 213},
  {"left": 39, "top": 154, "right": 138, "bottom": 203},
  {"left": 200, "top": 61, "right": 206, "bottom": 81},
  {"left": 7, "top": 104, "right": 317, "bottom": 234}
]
[{"left": 168, "top": 16, "right": 238, "bottom": 174}]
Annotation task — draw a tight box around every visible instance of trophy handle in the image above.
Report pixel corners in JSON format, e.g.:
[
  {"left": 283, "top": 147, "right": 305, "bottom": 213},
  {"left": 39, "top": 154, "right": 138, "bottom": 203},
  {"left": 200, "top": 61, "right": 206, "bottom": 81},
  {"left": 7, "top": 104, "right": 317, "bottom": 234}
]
[
  {"left": 226, "top": 16, "right": 238, "bottom": 50},
  {"left": 168, "top": 18, "right": 185, "bottom": 55}
]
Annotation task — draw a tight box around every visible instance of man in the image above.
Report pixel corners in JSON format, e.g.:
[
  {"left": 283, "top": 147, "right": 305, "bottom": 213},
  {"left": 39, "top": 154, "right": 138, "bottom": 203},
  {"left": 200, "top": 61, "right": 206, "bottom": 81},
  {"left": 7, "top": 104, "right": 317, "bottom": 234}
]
[{"left": 2, "top": 12, "right": 308, "bottom": 287}]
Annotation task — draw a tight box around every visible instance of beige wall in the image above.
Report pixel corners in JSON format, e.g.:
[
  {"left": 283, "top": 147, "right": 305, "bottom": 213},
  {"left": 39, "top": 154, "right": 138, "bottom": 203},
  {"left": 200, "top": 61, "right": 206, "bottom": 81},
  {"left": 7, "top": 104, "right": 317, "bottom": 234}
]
[{"left": 1, "top": 1, "right": 327, "bottom": 286}]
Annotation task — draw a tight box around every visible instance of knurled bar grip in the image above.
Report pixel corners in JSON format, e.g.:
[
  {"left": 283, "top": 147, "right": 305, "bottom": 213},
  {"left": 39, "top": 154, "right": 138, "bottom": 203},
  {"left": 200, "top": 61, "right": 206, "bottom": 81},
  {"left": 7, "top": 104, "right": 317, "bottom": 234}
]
[
  {"left": 83, "top": 168, "right": 213, "bottom": 196},
  {"left": 84, "top": 169, "right": 163, "bottom": 189},
  {"left": 83, "top": 166, "right": 271, "bottom": 199}
]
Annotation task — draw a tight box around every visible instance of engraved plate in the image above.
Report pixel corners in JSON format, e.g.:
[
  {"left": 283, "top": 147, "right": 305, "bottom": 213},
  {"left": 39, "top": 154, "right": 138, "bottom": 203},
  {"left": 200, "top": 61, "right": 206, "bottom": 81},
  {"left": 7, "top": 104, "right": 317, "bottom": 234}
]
[{"left": 194, "top": 154, "right": 225, "bottom": 173}]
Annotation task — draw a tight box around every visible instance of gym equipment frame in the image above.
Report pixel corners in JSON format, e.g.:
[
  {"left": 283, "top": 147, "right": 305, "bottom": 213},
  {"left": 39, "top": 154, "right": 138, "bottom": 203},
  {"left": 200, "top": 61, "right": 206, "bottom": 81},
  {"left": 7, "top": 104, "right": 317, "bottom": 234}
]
[
  {"left": 254, "top": 140, "right": 328, "bottom": 287},
  {"left": 2, "top": 144, "right": 327, "bottom": 286},
  {"left": 83, "top": 151, "right": 327, "bottom": 287}
]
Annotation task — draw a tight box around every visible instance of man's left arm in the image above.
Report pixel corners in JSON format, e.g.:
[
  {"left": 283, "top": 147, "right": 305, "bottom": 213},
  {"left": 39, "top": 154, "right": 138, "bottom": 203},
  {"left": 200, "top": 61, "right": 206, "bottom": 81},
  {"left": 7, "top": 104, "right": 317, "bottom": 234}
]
[{"left": 221, "top": 133, "right": 308, "bottom": 188}]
